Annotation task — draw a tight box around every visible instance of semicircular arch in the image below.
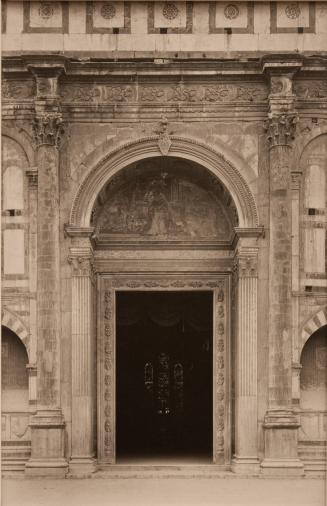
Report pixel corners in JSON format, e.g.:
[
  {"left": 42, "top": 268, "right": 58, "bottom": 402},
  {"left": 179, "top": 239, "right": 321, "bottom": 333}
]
[
  {"left": 300, "top": 307, "right": 327, "bottom": 353},
  {"left": 1, "top": 126, "right": 35, "bottom": 167},
  {"left": 70, "top": 136, "right": 259, "bottom": 229},
  {"left": 1, "top": 307, "right": 30, "bottom": 360}
]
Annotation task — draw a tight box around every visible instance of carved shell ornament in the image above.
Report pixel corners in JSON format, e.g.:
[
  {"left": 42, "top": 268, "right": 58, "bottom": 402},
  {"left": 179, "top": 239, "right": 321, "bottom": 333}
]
[
  {"left": 100, "top": 3, "right": 116, "bottom": 20},
  {"left": 162, "top": 2, "right": 179, "bottom": 20},
  {"left": 285, "top": 3, "right": 301, "bottom": 19},
  {"left": 224, "top": 4, "right": 240, "bottom": 20},
  {"left": 38, "top": 2, "right": 54, "bottom": 19}
]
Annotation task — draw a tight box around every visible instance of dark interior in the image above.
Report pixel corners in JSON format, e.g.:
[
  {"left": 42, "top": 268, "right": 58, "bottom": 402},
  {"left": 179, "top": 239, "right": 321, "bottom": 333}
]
[{"left": 116, "top": 291, "right": 213, "bottom": 462}]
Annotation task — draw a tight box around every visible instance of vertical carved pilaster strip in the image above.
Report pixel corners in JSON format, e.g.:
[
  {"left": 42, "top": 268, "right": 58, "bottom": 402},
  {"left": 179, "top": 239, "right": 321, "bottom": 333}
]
[
  {"left": 232, "top": 248, "right": 259, "bottom": 472},
  {"left": 214, "top": 280, "right": 227, "bottom": 465},
  {"left": 26, "top": 61, "right": 68, "bottom": 477},
  {"left": 264, "top": 114, "right": 297, "bottom": 408},
  {"left": 261, "top": 57, "right": 304, "bottom": 474},
  {"left": 98, "top": 278, "right": 115, "bottom": 464},
  {"left": 68, "top": 253, "right": 96, "bottom": 473}
]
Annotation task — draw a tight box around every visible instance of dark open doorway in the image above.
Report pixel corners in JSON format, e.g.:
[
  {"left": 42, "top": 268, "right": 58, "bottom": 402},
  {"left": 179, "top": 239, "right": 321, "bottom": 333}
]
[{"left": 116, "top": 291, "right": 213, "bottom": 463}]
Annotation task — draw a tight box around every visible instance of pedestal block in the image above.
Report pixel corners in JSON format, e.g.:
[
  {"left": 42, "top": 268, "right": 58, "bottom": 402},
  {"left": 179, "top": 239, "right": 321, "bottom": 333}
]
[
  {"left": 25, "top": 409, "right": 67, "bottom": 477},
  {"left": 261, "top": 409, "right": 303, "bottom": 475}
]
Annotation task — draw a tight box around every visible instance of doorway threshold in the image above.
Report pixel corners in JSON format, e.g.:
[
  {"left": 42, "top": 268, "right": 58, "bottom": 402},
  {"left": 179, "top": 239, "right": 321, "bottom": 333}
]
[{"left": 95, "top": 460, "right": 232, "bottom": 479}]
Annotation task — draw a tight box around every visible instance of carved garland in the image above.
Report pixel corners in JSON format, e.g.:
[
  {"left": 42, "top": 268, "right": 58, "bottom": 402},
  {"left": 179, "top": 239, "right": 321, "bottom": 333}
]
[
  {"left": 103, "top": 289, "right": 114, "bottom": 462},
  {"left": 215, "top": 281, "right": 227, "bottom": 463},
  {"left": 100, "top": 276, "right": 229, "bottom": 464}
]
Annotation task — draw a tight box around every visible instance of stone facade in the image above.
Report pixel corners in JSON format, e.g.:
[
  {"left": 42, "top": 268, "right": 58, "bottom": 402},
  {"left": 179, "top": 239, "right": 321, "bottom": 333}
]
[{"left": 1, "top": 1, "right": 327, "bottom": 477}]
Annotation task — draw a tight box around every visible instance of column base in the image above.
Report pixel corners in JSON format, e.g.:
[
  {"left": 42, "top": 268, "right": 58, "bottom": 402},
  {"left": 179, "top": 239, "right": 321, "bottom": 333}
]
[
  {"left": 68, "top": 457, "right": 96, "bottom": 476},
  {"left": 25, "top": 458, "right": 68, "bottom": 477},
  {"left": 260, "top": 458, "right": 304, "bottom": 476},
  {"left": 231, "top": 456, "right": 260, "bottom": 475},
  {"left": 25, "top": 408, "right": 68, "bottom": 477},
  {"left": 262, "top": 408, "right": 304, "bottom": 476}
]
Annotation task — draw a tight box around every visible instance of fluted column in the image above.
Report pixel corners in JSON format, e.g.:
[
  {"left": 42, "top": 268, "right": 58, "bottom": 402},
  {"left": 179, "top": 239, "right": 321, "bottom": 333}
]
[
  {"left": 232, "top": 238, "right": 260, "bottom": 473},
  {"left": 261, "top": 58, "right": 303, "bottom": 475},
  {"left": 26, "top": 61, "right": 68, "bottom": 476},
  {"left": 68, "top": 246, "right": 96, "bottom": 474}
]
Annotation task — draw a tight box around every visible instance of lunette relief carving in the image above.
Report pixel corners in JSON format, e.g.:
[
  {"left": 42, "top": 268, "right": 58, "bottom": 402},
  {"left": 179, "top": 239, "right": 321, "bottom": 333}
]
[
  {"left": 33, "top": 113, "right": 65, "bottom": 148},
  {"left": 93, "top": 165, "right": 234, "bottom": 241}
]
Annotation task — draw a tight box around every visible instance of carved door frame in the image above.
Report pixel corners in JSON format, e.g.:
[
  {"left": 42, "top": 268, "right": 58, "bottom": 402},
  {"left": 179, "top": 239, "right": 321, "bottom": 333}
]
[{"left": 97, "top": 272, "right": 231, "bottom": 466}]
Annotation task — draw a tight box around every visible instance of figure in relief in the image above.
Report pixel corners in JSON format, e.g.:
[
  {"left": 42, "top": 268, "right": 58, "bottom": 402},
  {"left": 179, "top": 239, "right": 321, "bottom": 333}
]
[{"left": 94, "top": 165, "right": 235, "bottom": 241}]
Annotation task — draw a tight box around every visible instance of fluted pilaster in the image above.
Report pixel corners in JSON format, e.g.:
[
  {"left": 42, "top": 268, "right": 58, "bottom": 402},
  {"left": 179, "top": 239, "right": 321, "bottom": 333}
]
[
  {"left": 68, "top": 249, "right": 96, "bottom": 474},
  {"left": 232, "top": 241, "right": 259, "bottom": 473}
]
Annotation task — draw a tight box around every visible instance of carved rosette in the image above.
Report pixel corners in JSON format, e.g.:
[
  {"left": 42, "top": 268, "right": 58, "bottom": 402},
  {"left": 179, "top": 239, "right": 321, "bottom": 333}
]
[
  {"left": 264, "top": 113, "right": 298, "bottom": 148},
  {"left": 33, "top": 113, "right": 65, "bottom": 149},
  {"left": 102, "top": 289, "right": 114, "bottom": 462},
  {"left": 215, "top": 281, "right": 227, "bottom": 463}
]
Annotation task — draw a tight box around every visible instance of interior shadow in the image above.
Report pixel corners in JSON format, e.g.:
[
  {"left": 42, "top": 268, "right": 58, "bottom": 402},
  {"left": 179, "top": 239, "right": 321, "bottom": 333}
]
[{"left": 116, "top": 291, "right": 213, "bottom": 463}]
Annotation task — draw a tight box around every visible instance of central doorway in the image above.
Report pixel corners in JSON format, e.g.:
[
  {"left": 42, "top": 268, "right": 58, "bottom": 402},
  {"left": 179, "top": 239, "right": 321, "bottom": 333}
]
[{"left": 116, "top": 291, "right": 213, "bottom": 463}]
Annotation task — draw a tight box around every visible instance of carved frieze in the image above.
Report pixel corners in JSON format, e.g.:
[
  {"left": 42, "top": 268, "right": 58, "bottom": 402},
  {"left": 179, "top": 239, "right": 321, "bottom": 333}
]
[
  {"left": 204, "top": 84, "right": 267, "bottom": 102},
  {"left": 2, "top": 80, "right": 35, "bottom": 100},
  {"left": 294, "top": 80, "right": 327, "bottom": 100},
  {"left": 33, "top": 113, "right": 64, "bottom": 148},
  {"left": 61, "top": 82, "right": 268, "bottom": 104},
  {"left": 61, "top": 84, "right": 134, "bottom": 103},
  {"left": 264, "top": 113, "right": 298, "bottom": 147}
]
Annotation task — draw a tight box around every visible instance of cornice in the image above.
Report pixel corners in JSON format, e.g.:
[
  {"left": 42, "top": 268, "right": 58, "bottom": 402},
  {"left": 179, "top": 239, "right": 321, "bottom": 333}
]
[{"left": 2, "top": 54, "right": 326, "bottom": 79}]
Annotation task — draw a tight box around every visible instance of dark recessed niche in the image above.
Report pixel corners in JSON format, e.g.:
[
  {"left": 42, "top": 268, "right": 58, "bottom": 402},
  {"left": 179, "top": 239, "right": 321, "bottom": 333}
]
[{"left": 308, "top": 208, "right": 316, "bottom": 216}]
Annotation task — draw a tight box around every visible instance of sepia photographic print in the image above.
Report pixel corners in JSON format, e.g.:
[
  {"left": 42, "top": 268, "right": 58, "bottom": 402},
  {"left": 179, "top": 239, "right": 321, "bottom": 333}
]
[{"left": 1, "top": 0, "right": 326, "bottom": 504}]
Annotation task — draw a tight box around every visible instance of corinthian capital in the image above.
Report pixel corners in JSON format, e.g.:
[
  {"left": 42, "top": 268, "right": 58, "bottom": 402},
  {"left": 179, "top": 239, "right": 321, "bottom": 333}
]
[
  {"left": 33, "top": 113, "right": 64, "bottom": 149},
  {"left": 234, "top": 247, "right": 258, "bottom": 279},
  {"left": 68, "top": 254, "right": 96, "bottom": 278},
  {"left": 264, "top": 113, "right": 298, "bottom": 148}
]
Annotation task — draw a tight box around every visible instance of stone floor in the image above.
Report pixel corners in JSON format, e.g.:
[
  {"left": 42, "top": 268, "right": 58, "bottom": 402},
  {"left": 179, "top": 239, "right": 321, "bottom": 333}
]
[{"left": 2, "top": 476, "right": 325, "bottom": 506}]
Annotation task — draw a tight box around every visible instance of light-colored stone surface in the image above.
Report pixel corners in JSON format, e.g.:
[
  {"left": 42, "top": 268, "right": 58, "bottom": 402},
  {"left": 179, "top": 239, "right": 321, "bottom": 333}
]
[
  {"left": 1, "top": 0, "right": 327, "bottom": 481},
  {"left": 1, "top": 477, "right": 325, "bottom": 506}
]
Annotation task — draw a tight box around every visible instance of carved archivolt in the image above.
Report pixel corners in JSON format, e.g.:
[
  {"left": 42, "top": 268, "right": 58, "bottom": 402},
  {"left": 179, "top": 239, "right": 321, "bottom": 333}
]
[
  {"left": 1, "top": 307, "right": 30, "bottom": 360},
  {"left": 70, "top": 136, "right": 259, "bottom": 230},
  {"left": 300, "top": 307, "right": 327, "bottom": 352}
]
